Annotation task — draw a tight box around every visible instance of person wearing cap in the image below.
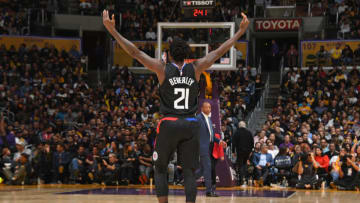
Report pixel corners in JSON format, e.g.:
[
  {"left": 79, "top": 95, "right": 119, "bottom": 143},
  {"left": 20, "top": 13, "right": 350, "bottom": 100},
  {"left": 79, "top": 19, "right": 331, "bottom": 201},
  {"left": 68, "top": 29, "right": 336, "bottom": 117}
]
[
  {"left": 13, "top": 138, "right": 31, "bottom": 162},
  {"left": 2, "top": 153, "right": 30, "bottom": 185}
]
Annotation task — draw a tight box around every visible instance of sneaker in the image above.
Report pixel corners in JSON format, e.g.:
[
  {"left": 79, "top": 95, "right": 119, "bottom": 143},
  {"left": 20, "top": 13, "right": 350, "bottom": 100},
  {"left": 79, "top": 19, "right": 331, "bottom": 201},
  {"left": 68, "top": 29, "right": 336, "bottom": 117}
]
[
  {"left": 88, "top": 172, "right": 94, "bottom": 181},
  {"left": 206, "top": 192, "right": 219, "bottom": 197},
  {"left": 139, "top": 176, "right": 145, "bottom": 185},
  {"left": 329, "top": 182, "right": 336, "bottom": 189},
  {"left": 312, "top": 184, "right": 318, "bottom": 190},
  {"left": 270, "top": 183, "right": 281, "bottom": 188},
  {"left": 142, "top": 174, "right": 148, "bottom": 184},
  {"left": 176, "top": 179, "right": 184, "bottom": 186},
  {"left": 258, "top": 178, "right": 264, "bottom": 187}
]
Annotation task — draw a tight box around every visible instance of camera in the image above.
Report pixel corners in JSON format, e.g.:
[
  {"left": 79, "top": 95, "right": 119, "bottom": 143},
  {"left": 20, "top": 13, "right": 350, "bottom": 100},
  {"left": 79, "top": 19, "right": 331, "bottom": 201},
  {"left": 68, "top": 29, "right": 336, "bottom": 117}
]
[
  {"left": 341, "top": 154, "right": 351, "bottom": 162},
  {"left": 101, "top": 156, "right": 109, "bottom": 162},
  {"left": 300, "top": 153, "right": 310, "bottom": 162}
]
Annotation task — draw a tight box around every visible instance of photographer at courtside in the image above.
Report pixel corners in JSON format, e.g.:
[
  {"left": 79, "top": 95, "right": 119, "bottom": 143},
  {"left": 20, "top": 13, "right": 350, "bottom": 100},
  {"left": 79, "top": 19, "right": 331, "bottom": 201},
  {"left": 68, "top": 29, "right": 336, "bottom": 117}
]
[
  {"left": 331, "top": 153, "right": 360, "bottom": 190},
  {"left": 100, "top": 153, "right": 120, "bottom": 186},
  {"left": 292, "top": 152, "right": 321, "bottom": 189}
]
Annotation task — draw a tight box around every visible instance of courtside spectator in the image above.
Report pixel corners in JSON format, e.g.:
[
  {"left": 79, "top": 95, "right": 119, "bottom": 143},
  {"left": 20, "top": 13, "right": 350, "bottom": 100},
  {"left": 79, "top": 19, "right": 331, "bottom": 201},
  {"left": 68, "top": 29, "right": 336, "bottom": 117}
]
[
  {"left": 330, "top": 44, "right": 342, "bottom": 66},
  {"left": 332, "top": 154, "right": 360, "bottom": 190},
  {"left": 293, "top": 152, "right": 321, "bottom": 189},
  {"left": 253, "top": 144, "right": 273, "bottom": 187}
]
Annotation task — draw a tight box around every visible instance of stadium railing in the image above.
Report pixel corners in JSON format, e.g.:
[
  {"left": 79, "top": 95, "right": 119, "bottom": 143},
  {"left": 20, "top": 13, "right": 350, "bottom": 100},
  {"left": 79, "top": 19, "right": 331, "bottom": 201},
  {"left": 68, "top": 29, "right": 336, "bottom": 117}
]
[
  {"left": 0, "top": 108, "right": 14, "bottom": 124},
  {"left": 280, "top": 56, "right": 284, "bottom": 85},
  {"left": 245, "top": 69, "right": 270, "bottom": 134}
]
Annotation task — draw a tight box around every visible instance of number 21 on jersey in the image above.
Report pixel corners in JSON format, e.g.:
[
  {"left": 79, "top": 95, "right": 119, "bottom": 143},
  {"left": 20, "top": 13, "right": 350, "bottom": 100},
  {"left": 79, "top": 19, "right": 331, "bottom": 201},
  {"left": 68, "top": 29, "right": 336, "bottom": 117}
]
[{"left": 174, "top": 88, "right": 189, "bottom": 109}]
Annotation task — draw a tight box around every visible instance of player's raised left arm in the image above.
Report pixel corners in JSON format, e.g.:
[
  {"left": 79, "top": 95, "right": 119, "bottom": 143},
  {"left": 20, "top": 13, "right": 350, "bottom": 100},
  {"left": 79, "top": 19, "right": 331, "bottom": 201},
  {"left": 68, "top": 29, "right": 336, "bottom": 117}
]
[{"left": 194, "top": 13, "right": 249, "bottom": 79}]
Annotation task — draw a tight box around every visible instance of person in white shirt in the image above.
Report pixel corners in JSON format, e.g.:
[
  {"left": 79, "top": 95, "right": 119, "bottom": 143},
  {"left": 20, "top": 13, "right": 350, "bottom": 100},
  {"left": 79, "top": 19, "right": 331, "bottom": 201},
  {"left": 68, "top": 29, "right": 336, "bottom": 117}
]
[
  {"left": 267, "top": 142, "right": 279, "bottom": 159},
  {"left": 145, "top": 28, "right": 156, "bottom": 41},
  {"left": 254, "top": 130, "right": 268, "bottom": 145},
  {"left": 290, "top": 71, "right": 300, "bottom": 84},
  {"left": 80, "top": 0, "right": 92, "bottom": 9},
  {"left": 337, "top": 2, "right": 348, "bottom": 14}
]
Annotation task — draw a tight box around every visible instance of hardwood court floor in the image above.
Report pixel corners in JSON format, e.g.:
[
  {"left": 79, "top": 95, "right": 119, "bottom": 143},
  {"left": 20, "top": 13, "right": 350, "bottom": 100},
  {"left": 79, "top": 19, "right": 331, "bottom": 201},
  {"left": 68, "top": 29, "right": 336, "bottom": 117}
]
[{"left": 0, "top": 184, "right": 359, "bottom": 203}]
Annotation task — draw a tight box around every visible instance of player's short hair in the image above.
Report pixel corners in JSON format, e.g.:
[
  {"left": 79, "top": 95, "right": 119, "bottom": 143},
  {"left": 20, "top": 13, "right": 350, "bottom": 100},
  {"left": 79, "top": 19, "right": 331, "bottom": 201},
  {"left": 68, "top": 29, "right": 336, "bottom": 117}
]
[
  {"left": 169, "top": 38, "right": 190, "bottom": 63},
  {"left": 238, "top": 121, "right": 246, "bottom": 128}
]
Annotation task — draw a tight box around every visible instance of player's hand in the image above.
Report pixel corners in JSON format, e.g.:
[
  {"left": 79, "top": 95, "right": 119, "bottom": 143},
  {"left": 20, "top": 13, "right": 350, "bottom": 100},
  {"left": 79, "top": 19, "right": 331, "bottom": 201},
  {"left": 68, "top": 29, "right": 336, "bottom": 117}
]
[
  {"left": 310, "top": 152, "right": 314, "bottom": 157},
  {"left": 220, "top": 140, "right": 227, "bottom": 148},
  {"left": 102, "top": 10, "right": 115, "bottom": 31},
  {"left": 220, "top": 156, "right": 224, "bottom": 161},
  {"left": 102, "top": 159, "right": 108, "bottom": 166},
  {"left": 239, "top": 13, "right": 250, "bottom": 31},
  {"left": 45, "top": 145, "right": 50, "bottom": 153},
  {"left": 346, "top": 157, "right": 352, "bottom": 164}
]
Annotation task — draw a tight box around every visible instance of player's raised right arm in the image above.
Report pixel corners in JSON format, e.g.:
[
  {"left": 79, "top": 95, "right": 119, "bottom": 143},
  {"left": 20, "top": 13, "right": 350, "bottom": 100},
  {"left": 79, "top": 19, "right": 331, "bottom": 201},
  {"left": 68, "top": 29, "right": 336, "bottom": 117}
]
[
  {"left": 194, "top": 13, "right": 249, "bottom": 79},
  {"left": 102, "top": 10, "right": 165, "bottom": 81}
]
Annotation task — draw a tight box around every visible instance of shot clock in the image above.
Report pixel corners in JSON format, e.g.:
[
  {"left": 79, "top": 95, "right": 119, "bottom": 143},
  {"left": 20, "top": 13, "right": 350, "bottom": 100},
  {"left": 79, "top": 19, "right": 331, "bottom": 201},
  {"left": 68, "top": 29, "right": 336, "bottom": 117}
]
[
  {"left": 184, "top": 8, "right": 213, "bottom": 18},
  {"left": 181, "top": 0, "right": 215, "bottom": 19}
]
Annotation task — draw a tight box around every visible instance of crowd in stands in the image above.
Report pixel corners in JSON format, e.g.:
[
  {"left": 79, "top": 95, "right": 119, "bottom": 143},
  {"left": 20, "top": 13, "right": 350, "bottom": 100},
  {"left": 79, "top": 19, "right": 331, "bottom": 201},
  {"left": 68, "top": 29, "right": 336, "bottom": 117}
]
[
  {"left": 332, "top": 0, "right": 360, "bottom": 39},
  {"left": 0, "top": 5, "right": 28, "bottom": 35},
  {"left": 244, "top": 65, "right": 360, "bottom": 190},
  {"left": 315, "top": 43, "right": 360, "bottom": 67},
  {"left": 0, "top": 42, "right": 261, "bottom": 185}
]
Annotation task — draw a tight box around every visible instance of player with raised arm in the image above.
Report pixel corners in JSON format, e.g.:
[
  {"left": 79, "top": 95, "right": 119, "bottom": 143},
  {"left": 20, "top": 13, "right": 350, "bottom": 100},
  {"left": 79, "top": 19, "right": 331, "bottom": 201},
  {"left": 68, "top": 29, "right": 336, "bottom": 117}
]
[{"left": 103, "top": 10, "right": 249, "bottom": 203}]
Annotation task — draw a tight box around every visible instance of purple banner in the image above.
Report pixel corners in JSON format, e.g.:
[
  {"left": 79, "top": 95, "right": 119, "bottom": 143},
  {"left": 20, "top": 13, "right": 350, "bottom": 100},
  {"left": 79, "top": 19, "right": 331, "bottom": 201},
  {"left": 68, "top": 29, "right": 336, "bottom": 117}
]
[
  {"left": 196, "top": 156, "right": 236, "bottom": 187},
  {"left": 197, "top": 80, "right": 235, "bottom": 187},
  {"left": 198, "top": 98, "right": 221, "bottom": 135},
  {"left": 198, "top": 80, "right": 221, "bottom": 136}
]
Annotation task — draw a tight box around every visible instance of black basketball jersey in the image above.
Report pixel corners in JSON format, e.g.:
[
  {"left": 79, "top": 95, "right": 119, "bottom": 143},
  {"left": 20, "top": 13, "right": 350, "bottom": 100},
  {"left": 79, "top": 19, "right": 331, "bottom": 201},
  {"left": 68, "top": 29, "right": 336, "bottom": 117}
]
[{"left": 159, "top": 63, "right": 199, "bottom": 117}]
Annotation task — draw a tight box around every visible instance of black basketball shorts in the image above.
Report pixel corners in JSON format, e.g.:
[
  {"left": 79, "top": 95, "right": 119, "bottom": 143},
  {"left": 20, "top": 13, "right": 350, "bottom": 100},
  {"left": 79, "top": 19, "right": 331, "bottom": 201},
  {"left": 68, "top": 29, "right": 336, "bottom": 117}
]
[{"left": 152, "top": 116, "right": 200, "bottom": 172}]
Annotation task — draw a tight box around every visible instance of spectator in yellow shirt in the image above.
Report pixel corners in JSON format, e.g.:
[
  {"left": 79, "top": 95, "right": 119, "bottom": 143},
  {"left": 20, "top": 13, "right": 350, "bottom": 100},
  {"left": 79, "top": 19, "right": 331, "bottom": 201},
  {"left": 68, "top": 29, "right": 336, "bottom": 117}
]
[
  {"left": 298, "top": 101, "right": 312, "bottom": 116},
  {"left": 306, "top": 94, "right": 315, "bottom": 106},
  {"left": 334, "top": 70, "right": 347, "bottom": 84},
  {"left": 331, "top": 44, "right": 342, "bottom": 66}
]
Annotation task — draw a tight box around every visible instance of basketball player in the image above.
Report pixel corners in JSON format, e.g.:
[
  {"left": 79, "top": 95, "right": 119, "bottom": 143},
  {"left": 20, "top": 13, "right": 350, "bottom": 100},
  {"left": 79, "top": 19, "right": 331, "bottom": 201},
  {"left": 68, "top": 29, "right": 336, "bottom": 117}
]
[{"left": 103, "top": 10, "right": 249, "bottom": 203}]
